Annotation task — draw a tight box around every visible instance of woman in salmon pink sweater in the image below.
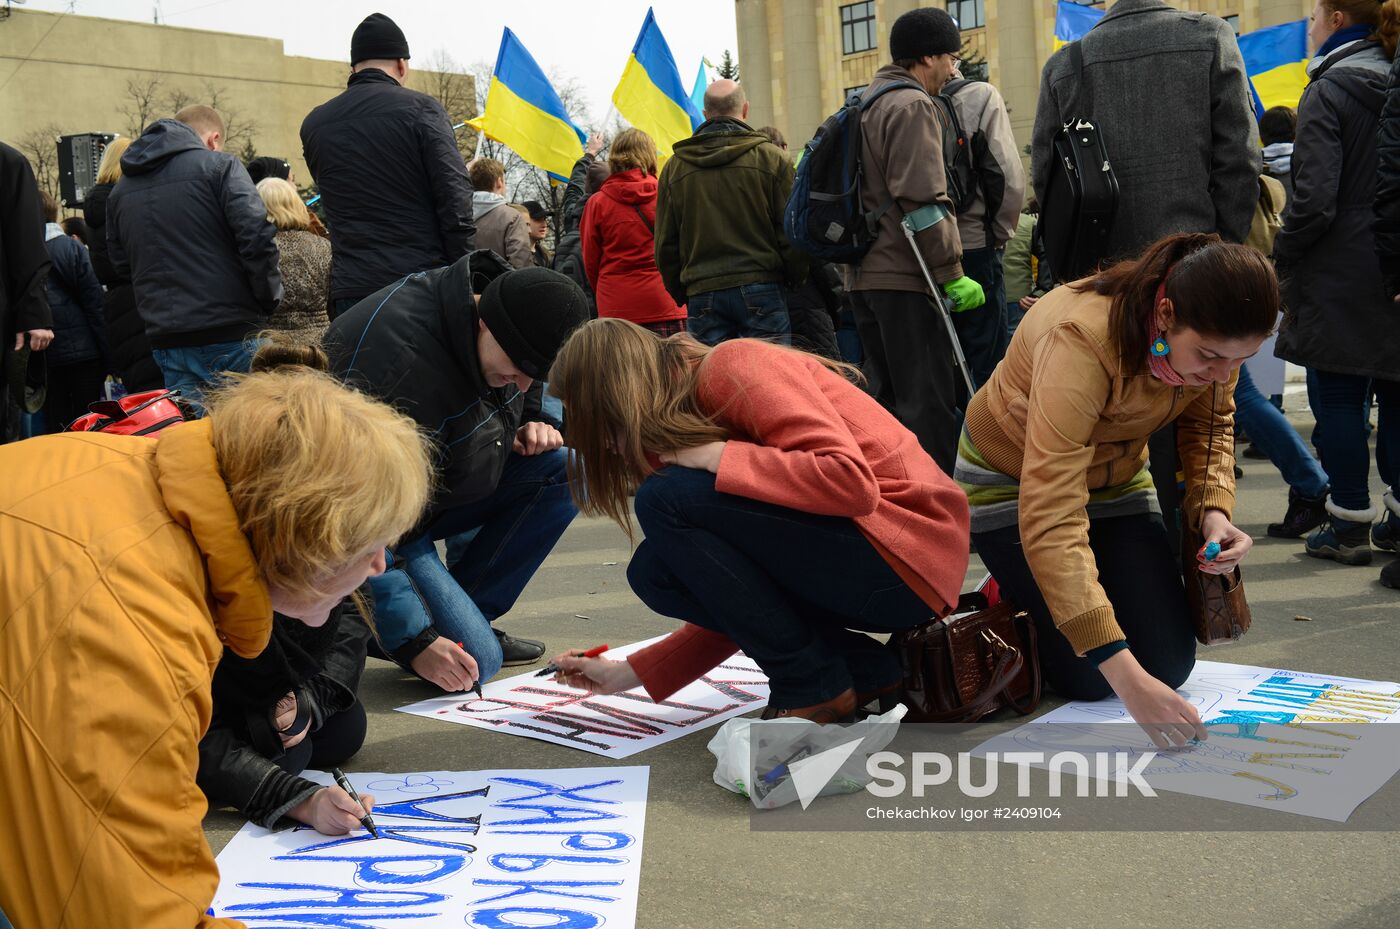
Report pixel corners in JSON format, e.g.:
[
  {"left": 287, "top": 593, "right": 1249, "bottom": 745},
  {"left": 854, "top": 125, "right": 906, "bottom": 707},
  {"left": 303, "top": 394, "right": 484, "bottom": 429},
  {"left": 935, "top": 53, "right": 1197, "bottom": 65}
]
[
  {"left": 544, "top": 319, "right": 970, "bottom": 722},
  {"left": 581, "top": 128, "right": 687, "bottom": 336}
]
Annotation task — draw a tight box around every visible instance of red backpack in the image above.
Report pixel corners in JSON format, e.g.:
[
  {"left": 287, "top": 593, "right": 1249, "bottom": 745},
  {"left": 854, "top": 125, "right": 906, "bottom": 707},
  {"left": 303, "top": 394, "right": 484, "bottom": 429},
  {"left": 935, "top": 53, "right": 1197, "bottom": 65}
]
[{"left": 66, "top": 389, "right": 195, "bottom": 437}]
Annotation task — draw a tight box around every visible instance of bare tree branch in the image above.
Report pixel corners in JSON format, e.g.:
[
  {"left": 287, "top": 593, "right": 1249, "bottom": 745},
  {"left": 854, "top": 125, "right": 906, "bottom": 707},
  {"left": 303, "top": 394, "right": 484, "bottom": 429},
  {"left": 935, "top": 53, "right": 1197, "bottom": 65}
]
[
  {"left": 120, "top": 75, "right": 165, "bottom": 137},
  {"left": 18, "top": 124, "right": 64, "bottom": 203}
]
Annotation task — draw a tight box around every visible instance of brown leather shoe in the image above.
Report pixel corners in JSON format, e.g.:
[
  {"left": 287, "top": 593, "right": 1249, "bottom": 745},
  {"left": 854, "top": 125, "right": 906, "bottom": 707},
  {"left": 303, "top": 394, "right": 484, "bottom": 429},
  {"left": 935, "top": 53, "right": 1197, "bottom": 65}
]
[{"left": 761, "top": 687, "right": 858, "bottom": 724}]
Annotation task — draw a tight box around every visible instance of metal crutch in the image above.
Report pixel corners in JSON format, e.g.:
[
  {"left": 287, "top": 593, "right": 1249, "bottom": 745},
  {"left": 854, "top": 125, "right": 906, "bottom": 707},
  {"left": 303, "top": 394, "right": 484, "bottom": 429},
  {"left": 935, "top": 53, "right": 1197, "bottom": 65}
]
[{"left": 900, "top": 216, "right": 977, "bottom": 399}]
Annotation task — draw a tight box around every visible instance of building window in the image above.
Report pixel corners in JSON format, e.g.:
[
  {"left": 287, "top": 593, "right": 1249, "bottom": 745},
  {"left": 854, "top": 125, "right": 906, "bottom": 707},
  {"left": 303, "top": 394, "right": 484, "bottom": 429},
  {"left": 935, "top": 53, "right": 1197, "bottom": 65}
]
[
  {"left": 1223, "top": 14, "right": 1240, "bottom": 34},
  {"left": 947, "top": 0, "right": 984, "bottom": 30},
  {"left": 840, "top": 2, "right": 877, "bottom": 55}
]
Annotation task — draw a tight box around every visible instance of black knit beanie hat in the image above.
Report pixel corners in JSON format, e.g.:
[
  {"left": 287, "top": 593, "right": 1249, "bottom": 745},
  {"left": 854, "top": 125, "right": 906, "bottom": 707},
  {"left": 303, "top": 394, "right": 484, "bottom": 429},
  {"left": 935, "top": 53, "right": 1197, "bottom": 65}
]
[
  {"left": 890, "top": 8, "right": 962, "bottom": 61},
  {"left": 478, "top": 268, "right": 590, "bottom": 380},
  {"left": 351, "top": 13, "right": 411, "bottom": 65}
]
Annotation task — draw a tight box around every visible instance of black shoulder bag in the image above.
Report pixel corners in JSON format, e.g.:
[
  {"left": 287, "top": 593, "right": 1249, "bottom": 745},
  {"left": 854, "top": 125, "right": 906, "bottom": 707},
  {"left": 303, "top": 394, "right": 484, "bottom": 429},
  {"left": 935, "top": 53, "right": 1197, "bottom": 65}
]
[{"left": 1040, "top": 40, "right": 1119, "bottom": 283}]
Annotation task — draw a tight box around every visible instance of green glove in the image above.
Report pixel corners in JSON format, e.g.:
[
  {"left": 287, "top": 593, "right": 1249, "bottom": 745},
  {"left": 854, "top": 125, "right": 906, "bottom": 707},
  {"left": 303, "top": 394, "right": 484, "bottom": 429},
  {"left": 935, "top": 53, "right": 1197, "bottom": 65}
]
[{"left": 942, "top": 275, "right": 986, "bottom": 312}]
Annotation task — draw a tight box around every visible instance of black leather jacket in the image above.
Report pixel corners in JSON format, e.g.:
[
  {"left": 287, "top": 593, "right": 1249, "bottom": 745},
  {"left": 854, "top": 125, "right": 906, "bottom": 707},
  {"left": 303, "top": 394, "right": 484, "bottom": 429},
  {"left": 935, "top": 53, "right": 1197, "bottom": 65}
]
[
  {"left": 324, "top": 252, "right": 555, "bottom": 533},
  {"left": 196, "top": 609, "right": 370, "bottom": 828}
]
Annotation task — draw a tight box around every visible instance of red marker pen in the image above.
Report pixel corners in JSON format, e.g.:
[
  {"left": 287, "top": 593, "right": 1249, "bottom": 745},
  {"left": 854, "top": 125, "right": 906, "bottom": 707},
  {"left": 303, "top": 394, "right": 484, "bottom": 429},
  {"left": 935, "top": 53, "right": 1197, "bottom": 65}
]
[{"left": 535, "top": 643, "right": 611, "bottom": 677}]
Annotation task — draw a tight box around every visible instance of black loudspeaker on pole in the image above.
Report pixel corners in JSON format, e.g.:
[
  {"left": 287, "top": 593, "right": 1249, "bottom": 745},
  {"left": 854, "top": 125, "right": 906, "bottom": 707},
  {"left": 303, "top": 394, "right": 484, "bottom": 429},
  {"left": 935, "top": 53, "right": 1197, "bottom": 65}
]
[{"left": 58, "top": 133, "right": 117, "bottom": 208}]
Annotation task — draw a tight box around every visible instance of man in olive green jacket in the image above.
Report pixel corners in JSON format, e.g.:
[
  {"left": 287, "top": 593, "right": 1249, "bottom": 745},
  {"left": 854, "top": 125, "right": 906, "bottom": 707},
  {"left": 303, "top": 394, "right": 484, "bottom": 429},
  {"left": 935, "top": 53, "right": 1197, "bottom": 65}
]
[{"left": 654, "top": 80, "right": 807, "bottom": 345}]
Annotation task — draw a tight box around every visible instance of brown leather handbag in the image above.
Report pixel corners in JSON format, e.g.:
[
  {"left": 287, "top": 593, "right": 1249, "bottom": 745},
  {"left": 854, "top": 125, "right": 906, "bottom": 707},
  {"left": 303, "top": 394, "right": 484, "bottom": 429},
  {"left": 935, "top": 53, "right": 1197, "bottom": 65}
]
[
  {"left": 892, "top": 592, "right": 1043, "bottom": 723},
  {"left": 1183, "top": 384, "right": 1252, "bottom": 645}
]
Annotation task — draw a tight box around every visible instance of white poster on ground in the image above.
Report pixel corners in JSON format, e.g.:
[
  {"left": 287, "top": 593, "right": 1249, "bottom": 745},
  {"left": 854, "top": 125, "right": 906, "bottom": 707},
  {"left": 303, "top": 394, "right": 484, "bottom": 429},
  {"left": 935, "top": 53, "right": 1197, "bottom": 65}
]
[
  {"left": 972, "top": 661, "right": 1400, "bottom": 821},
  {"left": 211, "top": 766, "right": 649, "bottom": 928},
  {"left": 397, "top": 635, "right": 771, "bottom": 758}
]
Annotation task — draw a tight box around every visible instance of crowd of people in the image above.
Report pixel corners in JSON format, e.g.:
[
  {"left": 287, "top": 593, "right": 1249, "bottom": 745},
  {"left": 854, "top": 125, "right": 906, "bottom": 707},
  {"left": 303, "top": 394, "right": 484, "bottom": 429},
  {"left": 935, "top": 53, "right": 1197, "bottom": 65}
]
[{"left": 0, "top": 2, "right": 1399, "bottom": 926}]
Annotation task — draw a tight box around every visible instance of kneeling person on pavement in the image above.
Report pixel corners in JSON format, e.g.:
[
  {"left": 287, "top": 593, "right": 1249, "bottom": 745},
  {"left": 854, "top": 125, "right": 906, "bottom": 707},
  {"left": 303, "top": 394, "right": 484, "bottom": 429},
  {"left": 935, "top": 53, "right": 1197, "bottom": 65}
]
[{"left": 325, "top": 260, "right": 589, "bottom": 692}]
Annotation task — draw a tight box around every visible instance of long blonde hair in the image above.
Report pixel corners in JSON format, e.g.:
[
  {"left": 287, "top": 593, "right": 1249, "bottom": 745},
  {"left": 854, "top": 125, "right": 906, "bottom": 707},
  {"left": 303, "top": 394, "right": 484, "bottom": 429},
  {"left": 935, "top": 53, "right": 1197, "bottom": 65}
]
[
  {"left": 205, "top": 335, "right": 433, "bottom": 601},
  {"left": 96, "top": 137, "right": 132, "bottom": 186},
  {"left": 547, "top": 319, "right": 858, "bottom": 540},
  {"left": 257, "top": 177, "right": 313, "bottom": 232}
]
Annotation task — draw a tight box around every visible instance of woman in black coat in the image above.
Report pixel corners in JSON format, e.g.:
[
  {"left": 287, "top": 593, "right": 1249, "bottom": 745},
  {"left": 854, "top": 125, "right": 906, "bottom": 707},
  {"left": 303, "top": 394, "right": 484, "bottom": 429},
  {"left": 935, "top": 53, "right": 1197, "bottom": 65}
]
[
  {"left": 1273, "top": 4, "right": 1399, "bottom": 582},
  {"left": 84, "top": 140, "right": 162, "bottom": 392},
  {"left": 197, "top": 602, "right": 376, "bottom": 833}
]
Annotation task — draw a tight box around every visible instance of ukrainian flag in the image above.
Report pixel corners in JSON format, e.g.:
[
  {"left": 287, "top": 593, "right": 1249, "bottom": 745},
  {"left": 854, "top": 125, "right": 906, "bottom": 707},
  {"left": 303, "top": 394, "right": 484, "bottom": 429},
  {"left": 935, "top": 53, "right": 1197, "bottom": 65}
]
[
  {"left": 466, "top": 28, "right": 586, "bottom": 182},
  {"left": 1053, "top": 0, "right": 1104, "bottom": 51},
  {"left": 1238, "top": 19, "right": 1309, "bottom": 118},
  {"left": 612, "top": 8, "right": 703, "bottom": 160}
]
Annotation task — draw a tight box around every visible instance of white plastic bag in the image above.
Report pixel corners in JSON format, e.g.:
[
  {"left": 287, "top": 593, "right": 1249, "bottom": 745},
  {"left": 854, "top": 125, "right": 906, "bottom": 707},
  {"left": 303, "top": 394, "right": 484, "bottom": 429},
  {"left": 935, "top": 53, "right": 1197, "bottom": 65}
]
[{"left": 707, "top": 703, "right": 907, "bottom": 810}]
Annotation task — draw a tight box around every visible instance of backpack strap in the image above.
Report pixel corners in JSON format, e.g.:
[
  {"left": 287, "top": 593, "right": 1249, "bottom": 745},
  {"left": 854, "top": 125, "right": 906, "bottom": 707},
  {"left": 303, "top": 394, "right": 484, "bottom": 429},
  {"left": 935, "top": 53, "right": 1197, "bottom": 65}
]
[
  {"left": 632, "top": 203, "right": 654, "bottom": 233},
  {"left": 857, "top": 80, "right": 931, "bottom": 240}
]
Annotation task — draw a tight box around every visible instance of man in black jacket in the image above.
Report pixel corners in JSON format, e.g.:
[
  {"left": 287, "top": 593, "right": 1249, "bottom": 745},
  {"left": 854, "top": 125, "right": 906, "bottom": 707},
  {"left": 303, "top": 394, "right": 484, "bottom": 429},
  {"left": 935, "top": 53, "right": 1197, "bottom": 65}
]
[
  {"left": 1, "top": 142, "right": 54, "bottom": 443},
  {"left": 302, "top": 13, "right": 475, "bottom": 317},
  {"left": 108, "top": 105, "right": 281, "bottom": 413},
  {"left": 325, "top": 260, "right": 589, "bottom": 690}
]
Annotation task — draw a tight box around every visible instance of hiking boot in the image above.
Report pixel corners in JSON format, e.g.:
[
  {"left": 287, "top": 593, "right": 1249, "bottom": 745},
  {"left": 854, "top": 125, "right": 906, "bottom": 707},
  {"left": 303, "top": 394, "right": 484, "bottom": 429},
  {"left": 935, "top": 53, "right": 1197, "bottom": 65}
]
[
  {"left": 762, "top": 688, "right": 858, "bottom": 724},
  {"left": 494, "top": 628, "right": 547, "bottom": 666},
  {"left": 1305, "top": 501, "right": 1378, "bottom": 566},
  {"left": 1267, "top": 487, "right": 1328, "bottom": 539},
  {"left": 1373, "top": 490, "right": 1400, "bottom": 554},
  {"left": 1382, "top": 559, "right": 1400, "bottom": 590}
]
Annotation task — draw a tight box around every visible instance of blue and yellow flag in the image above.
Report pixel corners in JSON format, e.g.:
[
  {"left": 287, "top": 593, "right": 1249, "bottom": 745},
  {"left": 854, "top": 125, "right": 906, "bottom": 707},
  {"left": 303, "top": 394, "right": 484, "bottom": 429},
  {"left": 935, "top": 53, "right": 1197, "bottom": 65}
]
[
  {"left": 612, "top": 8, "right": 703, "bottom": 160},
  {"left": 1054, "top": 0, "right": 1105, "bottom": 50},
  {"left": 1238, "top": 19, "right": 1309, "bottom": 118},
  {"left": 466, "top": 28, "right": 586, "bottom": 182}
]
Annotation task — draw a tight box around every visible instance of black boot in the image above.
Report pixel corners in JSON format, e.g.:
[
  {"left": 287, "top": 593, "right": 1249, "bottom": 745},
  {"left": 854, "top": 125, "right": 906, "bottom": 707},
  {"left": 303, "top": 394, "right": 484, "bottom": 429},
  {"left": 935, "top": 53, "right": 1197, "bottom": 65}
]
[
  {"left": 494, "top": 628, "right": 547, "bottom": 665},
  {"left": 1267, "top": 487, "right": 1328, "bottom": 539}
]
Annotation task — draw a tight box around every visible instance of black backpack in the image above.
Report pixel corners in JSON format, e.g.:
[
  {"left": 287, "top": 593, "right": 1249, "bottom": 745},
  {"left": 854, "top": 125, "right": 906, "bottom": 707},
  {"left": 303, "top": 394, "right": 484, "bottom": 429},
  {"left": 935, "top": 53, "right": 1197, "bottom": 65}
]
[
  {"left": 937, "top": 78, "right": 1010, "bottom": 243},
  {"left": 784, "top": 81, "right": 925, "bottom": 263},
  {"left": 1040, "top": 40, "right": 1119, "bottom": 282},
  {"left": 929, "top": 83, "right": 979, "bottom": 216}
]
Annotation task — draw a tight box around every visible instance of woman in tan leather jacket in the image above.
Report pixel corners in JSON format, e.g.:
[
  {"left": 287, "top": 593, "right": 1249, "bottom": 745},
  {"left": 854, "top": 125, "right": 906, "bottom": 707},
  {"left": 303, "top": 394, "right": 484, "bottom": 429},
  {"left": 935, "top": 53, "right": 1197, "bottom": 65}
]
[{"left": 954, "top": 233, "right": 1279, "bottom": 749}]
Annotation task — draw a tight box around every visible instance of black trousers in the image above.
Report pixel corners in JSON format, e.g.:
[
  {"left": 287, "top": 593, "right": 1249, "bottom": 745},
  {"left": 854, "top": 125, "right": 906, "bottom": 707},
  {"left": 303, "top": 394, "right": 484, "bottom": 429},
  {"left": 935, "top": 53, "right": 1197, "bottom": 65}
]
[
  {"left": 972, "top": 512, "right": 1197, "bottom": 701},
  {"left": 43, "top": 359, "right": 106, "bottom": 432},
  {"left": 276, "top": 700, "right": 368, "bottom": 775},
  {"left": 849, "top": 289, "right": 962, "bottom": 473}
]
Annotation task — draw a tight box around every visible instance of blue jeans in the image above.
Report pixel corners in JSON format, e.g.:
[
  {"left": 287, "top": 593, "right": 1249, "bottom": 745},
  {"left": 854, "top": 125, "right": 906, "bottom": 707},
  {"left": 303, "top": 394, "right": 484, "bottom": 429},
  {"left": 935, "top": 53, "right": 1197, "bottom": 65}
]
[
  {"left": 1006, "top": 301, "right": 1027, "bottom": 340},
  {"left": 686, "top": 282, "right": 790, "bottom": 346},
  {"left": 626, "top": 466, "right": 932, "bottom": 709},
  {"left": 1311, "top": 370, "right": 1398, "bottom": 512},
  {"left": 150, "top": 339, "right": 257, "bottom": 415},
  {"left": 367, "top": 448, "right": 577, "bottom": 682},
  {"left": 1235, "top": 364, "right": 1328, "bottom": 499},
  {"left": 952, "top": 246, "right": 1010, "bottom": 388}
]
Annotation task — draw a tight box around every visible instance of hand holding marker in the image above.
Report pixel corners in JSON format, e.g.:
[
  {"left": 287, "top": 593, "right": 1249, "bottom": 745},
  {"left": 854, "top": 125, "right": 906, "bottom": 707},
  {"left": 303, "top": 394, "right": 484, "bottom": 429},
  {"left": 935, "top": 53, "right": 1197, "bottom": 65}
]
[
  {"left": 458, "top": 642, "right": 483, "bottom": 698},
  {"left": 331, "top": 767, "right": 379, "bottom": 839},
  {"left": 536, "top": 643, "right": 611, "bottom": 677}
]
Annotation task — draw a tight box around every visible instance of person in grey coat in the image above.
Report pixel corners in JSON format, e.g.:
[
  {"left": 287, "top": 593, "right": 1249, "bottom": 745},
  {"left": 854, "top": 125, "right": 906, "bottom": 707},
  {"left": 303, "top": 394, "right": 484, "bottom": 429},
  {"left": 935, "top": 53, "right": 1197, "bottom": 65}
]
[
  {"left": 1273, "top": 5, "right": 1398, "bottom": 583},
  {"left": 1031, "top": 0, "right": 1261, "bottom": 263},
  {"left": 1031, "top": 0, "right": 1260, "bottom": 538}
]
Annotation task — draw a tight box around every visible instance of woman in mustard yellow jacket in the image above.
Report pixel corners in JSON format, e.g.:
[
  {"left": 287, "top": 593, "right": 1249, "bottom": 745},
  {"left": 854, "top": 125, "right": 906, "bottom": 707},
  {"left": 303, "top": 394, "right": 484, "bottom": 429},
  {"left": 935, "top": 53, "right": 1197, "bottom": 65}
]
[
  {"left": 0, "top": 346, "right": 432, "bottom": 929},
  {"left": 956, "top": 233, "right": 1278, "bottom": 749}
]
